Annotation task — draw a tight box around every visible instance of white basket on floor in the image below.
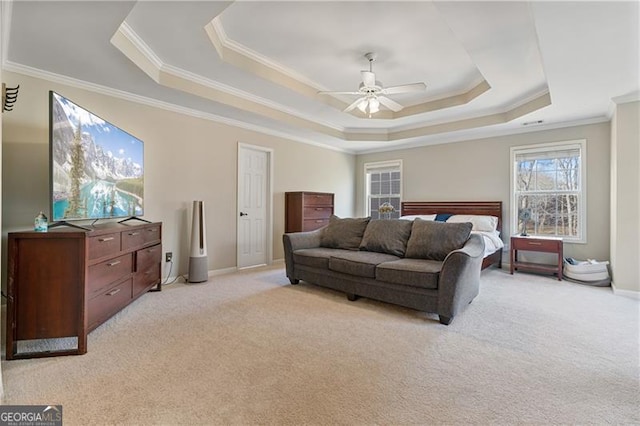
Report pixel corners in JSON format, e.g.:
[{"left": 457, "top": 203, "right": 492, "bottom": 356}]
[{"left": 563, "top": 258, "right": 610, "bottom": 286}]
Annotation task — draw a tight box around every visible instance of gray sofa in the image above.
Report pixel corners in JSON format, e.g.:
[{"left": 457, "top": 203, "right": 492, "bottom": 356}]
[{"left": 283, "top": 216, "right": 485, "bottom": 325}]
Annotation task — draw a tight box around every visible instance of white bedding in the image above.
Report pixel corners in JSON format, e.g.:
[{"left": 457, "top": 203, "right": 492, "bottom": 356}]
[
  {"left": 472, "top": 230, "right": 504, "bottom": 257},
  {"left": 400, "top": 212, "right": 504, "bottom": 258}
]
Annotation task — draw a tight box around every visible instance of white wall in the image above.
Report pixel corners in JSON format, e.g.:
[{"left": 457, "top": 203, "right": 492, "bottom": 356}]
[
  {"left": 356, "top": 122, "right": 612, "bottom": 263},
  {"left": 610, "top": 100, "right": 640, "bottom": 294},
  {"left": 1, "top": 71, "right": 356, "bottom": 282},
  {"left": 0, "top": 2, "right": 5, "bottom": 398}
]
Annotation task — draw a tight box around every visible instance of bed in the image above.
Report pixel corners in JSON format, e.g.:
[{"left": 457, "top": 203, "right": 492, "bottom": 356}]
[{"left": 401, "top": 201, "right": 504, "bottom": 270}]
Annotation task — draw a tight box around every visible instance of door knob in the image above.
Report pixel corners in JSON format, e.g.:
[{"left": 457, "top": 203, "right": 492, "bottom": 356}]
[{"left": 240, "top": 212, "right": 248, "bottom": 217}]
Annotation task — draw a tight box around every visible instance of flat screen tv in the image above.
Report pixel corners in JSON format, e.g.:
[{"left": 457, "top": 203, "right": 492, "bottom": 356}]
[{"left": 49, "top": 91, "right": 144, "bottom": 224}]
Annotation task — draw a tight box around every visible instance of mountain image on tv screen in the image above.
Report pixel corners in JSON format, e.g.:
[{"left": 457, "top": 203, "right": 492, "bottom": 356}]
[{"left": 50, "top": 92, "right": 144, "bottom": 221}]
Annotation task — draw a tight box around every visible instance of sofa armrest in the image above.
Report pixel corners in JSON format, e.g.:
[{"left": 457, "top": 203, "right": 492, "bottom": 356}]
[
  {"left": 437, "top": 234, "right": 485, "bottom": 321},
  {"left": 282, "top": 227, "right": 325, "bottom": 281}
]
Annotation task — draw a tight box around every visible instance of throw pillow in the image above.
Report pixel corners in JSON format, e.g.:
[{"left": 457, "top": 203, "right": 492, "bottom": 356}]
[
  {"left": 320, "top": 215, "right": 370, "bottom": 250},
  {"left": 405, "top": 219, "right": 473, "bottom": 261},
  {"left": 447, "top": 214, "right": 498, "bottom": 232},
  {"left": 435, "top": 213, "right": 454, "bottom": 222},
  {"left": 359, "top": 219, "right": 413, "bottom": 257}
]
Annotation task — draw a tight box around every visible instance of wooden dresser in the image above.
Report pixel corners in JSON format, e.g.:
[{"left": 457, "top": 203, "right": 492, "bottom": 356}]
[
  {"left": 6, "top": 221, "right": 162, "bottom": 359},
  {"left": 285, "top": 192, "right": 334, "bottom": 232}
]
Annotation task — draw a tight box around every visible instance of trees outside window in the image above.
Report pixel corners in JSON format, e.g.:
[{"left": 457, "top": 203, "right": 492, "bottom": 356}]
[
  {"left": 511, "top": 141, "right": 586, "bottom": 242},
  {"left": 365, "top": 160, "right": 402, "bottom": 219}
]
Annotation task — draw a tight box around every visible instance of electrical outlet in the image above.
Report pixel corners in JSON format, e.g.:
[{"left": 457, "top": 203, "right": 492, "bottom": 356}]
[{"left": 165, "top": 252, "right": 173, "bottom": 262}]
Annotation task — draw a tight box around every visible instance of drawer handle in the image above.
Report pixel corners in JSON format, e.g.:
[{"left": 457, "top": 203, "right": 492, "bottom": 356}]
[
  {"left": 315, "top": 208, "right": 322, "bottom": 211},
  {"left": 128, "top": 232, "right": 140, "bottom": 236},
  {"left": 107, "top": 288, "right": 121, "bottom": 296},
  {"left": 528, "top": 242, "right": 543, "bottom": 245},
  {"left": 316, "top": 220, "right": 324, "bottom": 223},
  {"left": 99, "top": 237, "right": 114, "bottom": 242},
  {"left": 147, "top": 248, "right": 157, "bottom": 253},
  {"left": 107, "top": 260, "right": 121, "bottom": 267},
  {"left": 147, "top": 228, "right": 157, "bottom": 232}
]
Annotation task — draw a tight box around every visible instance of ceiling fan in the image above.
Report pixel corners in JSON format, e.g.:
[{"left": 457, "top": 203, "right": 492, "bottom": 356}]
[{"left": 318, "top": 52, "right": 427, "bottom": 116}]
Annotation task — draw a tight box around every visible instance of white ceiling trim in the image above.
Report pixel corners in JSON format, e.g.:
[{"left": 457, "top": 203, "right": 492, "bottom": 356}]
[
  {"left": 1, "top": 60, "right": 606, "bottom": 157},
  {"left": 2, "top": 60, "right": 354, "bottom": 154},
  {"left": 112, "top": 22, "right": 346, "bottom": 139},
  {"left": 115, "top": 19, "right": 552, "bottom": 144},
  {"left": 358, "top": 115, "right": 610, "bottom": 155},
  {"left": 0, "top": 1, "right": 13, "bottom": 65},
  {"left": 117, "top": 21, "right": 338, "bottom": 128},
  {"left": 206, "top": 16, "right": 492, "bottom": 121},
  {"left": 207, "top": 16, "right": 325, "bottom": 91},
  {"left": 346, "top": 91, "right": 551, "bottom": 142}
]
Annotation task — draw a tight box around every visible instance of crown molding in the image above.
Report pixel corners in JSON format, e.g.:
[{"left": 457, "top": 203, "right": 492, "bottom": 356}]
[
  {"left": 358, "top": 115, "right": 610, "bottom": 155},
  {"left": 112, "top": 23, "right": 346, "bottom": 138},
  {"left": 2, "top": 60, "right": 353, "bottom": 154},
  {"left": 206, "top": 16, "right": 494, "bottom": 121},
  {"left": 111, "top": 17, "right": 553, "bottom": 144},
  {"left": 112, "top": 22, "right": 553, "bottom": 144},
  {"left": 208, "top": 17, "right": 324, "bottom": 91},
  {"left": 1, "top": 0, "right": 13, "bottom": 66}
]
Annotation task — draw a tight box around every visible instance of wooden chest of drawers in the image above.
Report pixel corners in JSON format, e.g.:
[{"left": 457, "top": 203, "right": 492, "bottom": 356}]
[
  {"left": 285, "top": 192, "right": 334, "bottom": 232},
  {"left": 6, "top": 221, "right": 162, "bottom": 359}
]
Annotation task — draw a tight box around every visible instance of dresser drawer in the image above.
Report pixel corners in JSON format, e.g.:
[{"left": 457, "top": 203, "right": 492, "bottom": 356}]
[
  {"left": 122, "top": 225, "right": 161, "bottom": 251},
  {"left": 303, "top": 206, "right": 333, "bottom": 219},
  {"left": 88, "top": 232, "right": 121, "bottom": 260},
  {"left": 136, "top": 243, "right": 162, "bottom": 272},
  {"left": 133, "top": 264, "right": 160, "bottom": 298},
  {"left": 303, "top": 193, "right": 333, "bottom": 206},
  {"left": 88, "top": 253, "right": 132, "bottom": 298},
  {"left": 303, "top": 218, "right": 329, "bottom": 231},
  {"left": 87, "top": 277, "right": 132, "bottom": 331}
]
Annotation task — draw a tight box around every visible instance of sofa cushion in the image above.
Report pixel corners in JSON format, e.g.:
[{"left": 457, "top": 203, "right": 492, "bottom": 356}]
[
  {"left": 359, "top": 219, "right": 413, "bottom": 257},
  {"left": 376, "top": 259, "right": 442, "bottom": 289},
  {"left": 320, "top": 215, "right": 370, "bottom": 250},
  {"left": 329, "top": 251, "right": 400, "bottom": 278},
  {"left": 293, "top": 248, "right": 352, "bottom": 269},
  {"left": 405, "top": 219, "right": 473, "bottom": 261}
]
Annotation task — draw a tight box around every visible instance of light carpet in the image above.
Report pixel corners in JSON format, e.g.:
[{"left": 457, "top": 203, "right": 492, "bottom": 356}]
[{"left": 2, "top": 265, "right": 639, "bottom": 425}]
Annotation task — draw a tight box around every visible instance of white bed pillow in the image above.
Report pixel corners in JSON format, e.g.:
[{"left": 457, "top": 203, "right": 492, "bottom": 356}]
[
  {"left": 399, "top": 214, "right": 437, "bottom": 221},
  {"left": 447, "top": 215, "right": 498, "bottom": 232}
]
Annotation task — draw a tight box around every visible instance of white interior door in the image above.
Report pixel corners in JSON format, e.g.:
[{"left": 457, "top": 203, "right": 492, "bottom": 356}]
[{"left": 237, "top": 144, "right": 272, "bottom": 269}]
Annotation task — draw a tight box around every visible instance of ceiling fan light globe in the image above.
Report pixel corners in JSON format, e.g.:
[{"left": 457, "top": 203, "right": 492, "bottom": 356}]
[
  {"left": 357, "top": 100, "right": 368, "bottom": 113},
  {"left": 369, "top": 98, "right": 380, "bottom": 114}
]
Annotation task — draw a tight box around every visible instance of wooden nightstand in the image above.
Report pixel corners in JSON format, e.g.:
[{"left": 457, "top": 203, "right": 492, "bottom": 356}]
[{"left": 510, "top": 235, "right": 563, "bottom": 280}]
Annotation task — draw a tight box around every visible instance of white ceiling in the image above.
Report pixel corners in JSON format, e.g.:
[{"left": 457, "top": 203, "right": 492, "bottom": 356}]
[{"left": 3, "top": 1, "right": 639, "bottom": 153}]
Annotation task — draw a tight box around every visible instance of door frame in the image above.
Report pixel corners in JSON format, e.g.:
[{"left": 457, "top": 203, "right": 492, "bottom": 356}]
[{"left": 237, "top": 142, "right": 274, "bottom": 269}]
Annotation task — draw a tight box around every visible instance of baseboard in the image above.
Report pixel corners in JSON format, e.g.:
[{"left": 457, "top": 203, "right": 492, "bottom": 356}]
[
  {"left": 611, "top": 282, "right": 640, "bottom": 299},
  {"left": 165, "top": 260, "right": 284, "bottom": 284}
]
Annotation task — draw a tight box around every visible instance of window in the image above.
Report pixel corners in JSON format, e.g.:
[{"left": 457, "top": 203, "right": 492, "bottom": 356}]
[
  {"left": 365, "top": 160, "right": 402, "bottom": 219},
  {"left": 511, "top": 140, "right": 586, "bottom": 242}
]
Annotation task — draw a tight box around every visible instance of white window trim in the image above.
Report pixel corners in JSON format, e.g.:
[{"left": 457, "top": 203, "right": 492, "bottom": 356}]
[
  {"left": 364, "top": 160, "right": 403, "bottom": 217},
  {"left": 510, "top": 139, "right": 587, "bottom": 243}
]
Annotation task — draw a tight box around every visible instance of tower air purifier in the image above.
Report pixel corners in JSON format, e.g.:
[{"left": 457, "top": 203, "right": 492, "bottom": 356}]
[{"left": 188, "top": 200, "right": 208, "bottom": 283}]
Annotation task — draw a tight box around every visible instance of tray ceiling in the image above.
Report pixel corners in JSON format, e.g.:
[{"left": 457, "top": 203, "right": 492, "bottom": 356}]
[{"left": 3, "top": 1, "right": 639, "bottom": 153}]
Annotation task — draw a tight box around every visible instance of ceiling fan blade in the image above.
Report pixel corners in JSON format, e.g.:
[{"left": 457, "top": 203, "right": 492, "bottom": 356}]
[
  {"left": 361, "top": 71, "right": 376, "bottom": 87},
  {"left": 382, "top": 82, "right": 426, "bottom": 95},
  {"left": 344, "top": 97, "right": 366, "bottom": 113},
  {"left": 317, "top": 91, "right": 362, "bottom": 96},
  {"left": 378, "top": 96, "right": 404, "bottom": 112}
]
